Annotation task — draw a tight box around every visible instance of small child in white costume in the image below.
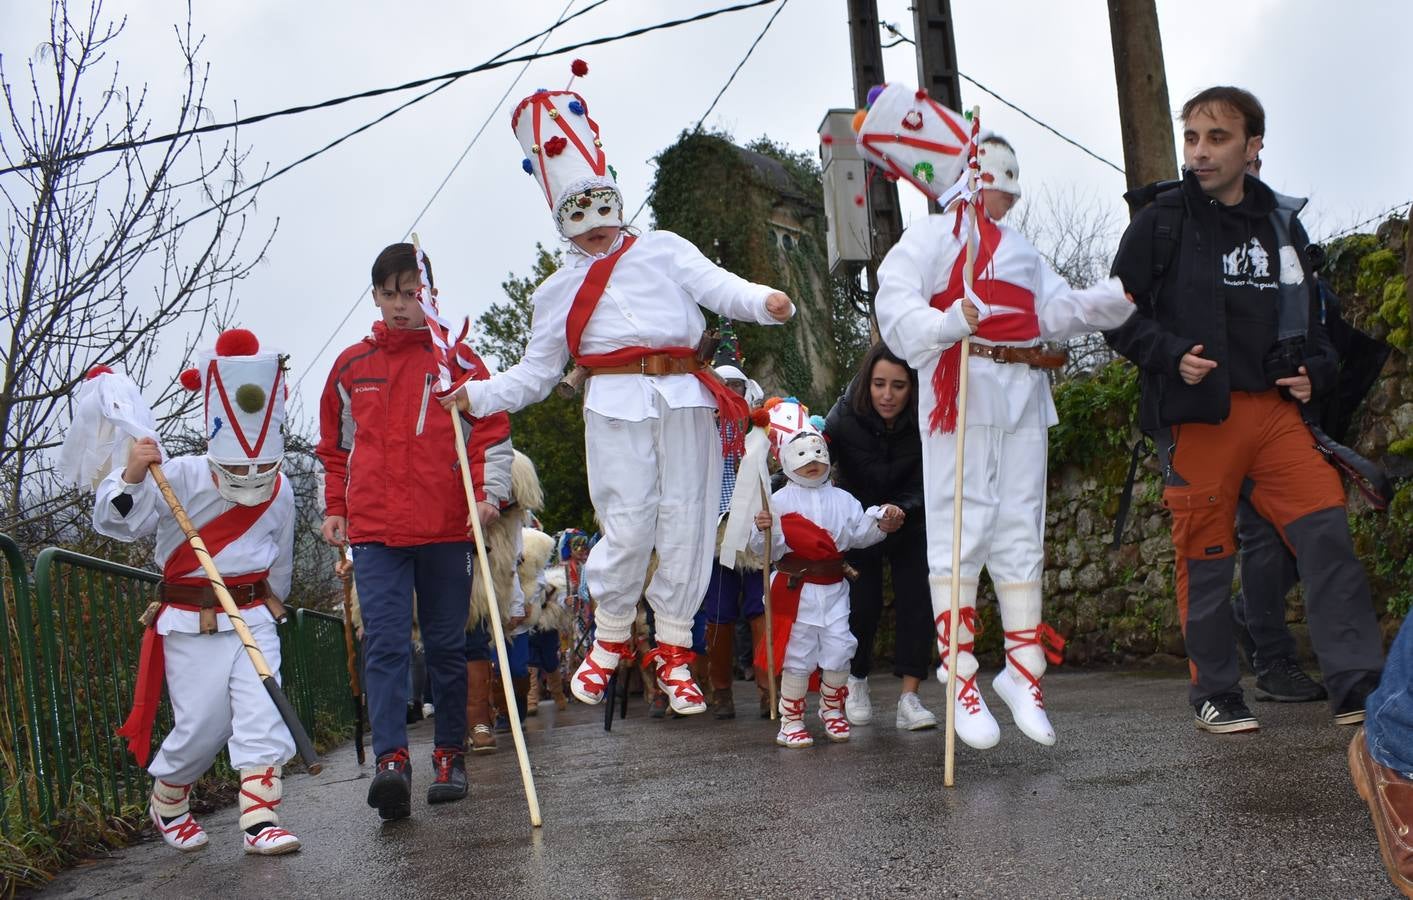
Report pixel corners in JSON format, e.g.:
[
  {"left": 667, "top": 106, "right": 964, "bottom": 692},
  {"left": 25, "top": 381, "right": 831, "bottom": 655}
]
[
  {"left": 747, "top": 399, "right": 903, "bottom": 747},
  {"left": 87, "top": 330, "right": 300, "bottom": 855}
]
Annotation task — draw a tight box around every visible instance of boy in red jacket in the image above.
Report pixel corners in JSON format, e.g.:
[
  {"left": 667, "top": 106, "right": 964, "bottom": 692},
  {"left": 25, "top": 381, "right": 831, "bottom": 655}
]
[{"left": 317, "top": 243, "right": 513, "bottom": 822}]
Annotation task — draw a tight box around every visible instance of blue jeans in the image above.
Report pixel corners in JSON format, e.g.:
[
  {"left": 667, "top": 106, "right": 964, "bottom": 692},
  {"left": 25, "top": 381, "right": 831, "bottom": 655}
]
[
  {"left": 1367, "top": 614, "right": 1413, "bottom": 775},
  {"left": 354, "top": 542, "right": 471, "bottom": 757},
  {"left": 701, "top": 563, "right": 765, "bottom": 624}
]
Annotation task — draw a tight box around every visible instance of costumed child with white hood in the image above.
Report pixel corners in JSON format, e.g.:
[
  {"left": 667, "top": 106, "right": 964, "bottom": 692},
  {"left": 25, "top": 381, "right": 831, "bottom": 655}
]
[
  {"left": 856, "top": 84, "right": 1136, "bottom": 749},
  {"left": 742, "top": 398, "right": 904, "bottom": 748},
  {"left": 72, "top": 331, "right": 300, "bottom": 855},
  {"left": 442, "top": 61, "right": 794, "bottom": 716}
]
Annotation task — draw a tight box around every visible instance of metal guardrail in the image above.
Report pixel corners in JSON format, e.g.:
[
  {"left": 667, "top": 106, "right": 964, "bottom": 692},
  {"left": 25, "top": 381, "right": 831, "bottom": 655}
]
[{"left": 0, "top": 534, "right": 351, "bottom": 837}]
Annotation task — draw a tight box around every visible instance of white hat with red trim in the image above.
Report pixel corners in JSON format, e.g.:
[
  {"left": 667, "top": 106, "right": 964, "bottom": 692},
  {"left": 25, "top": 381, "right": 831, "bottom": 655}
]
[
  {"left": 181, "top": 329, "right": 287, "bottom": 467},
  {"left": 853, "top": 82, "right": 973, "bottom": 202},
  {"left": 512, "top": 60, "right": 622, "bottom": 238},
  {"left": 755, "top": 397, "right": 830, "bottom": 487}
]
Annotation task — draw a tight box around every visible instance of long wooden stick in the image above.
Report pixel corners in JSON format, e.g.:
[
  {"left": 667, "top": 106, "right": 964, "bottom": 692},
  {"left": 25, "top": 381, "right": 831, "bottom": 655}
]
[
  {"left": 339, "top": 550, "right": 365, "bottom": 765},
  {"left": 148, "top": 463, "right": 322, "bottom": 775},
  {"left": 450, "top": 411, "right": 543, "bottom": 827},
  {"left": 758, "top": 482, "right": 778, "bottom": 721},
  {"left": 945, "top": 115, "right": 983, "bottom": 789}
]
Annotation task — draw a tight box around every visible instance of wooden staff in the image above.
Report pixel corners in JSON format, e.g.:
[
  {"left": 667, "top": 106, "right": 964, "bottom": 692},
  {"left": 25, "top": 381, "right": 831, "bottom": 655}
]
[
  {"left": 759, "top": 482, "right": 778, "bottom": 721},
  {"left": 944, "top": 107, "right": 983, "bottom": 789},
  {"left": 148, "top": 463, "right": 322, "bottom": 775},
  {"left": 338, "top": 549, "right": 365, "bottom": 765},
  {"left": 451, "top": 409, "right": 543, "bottom": 827}
]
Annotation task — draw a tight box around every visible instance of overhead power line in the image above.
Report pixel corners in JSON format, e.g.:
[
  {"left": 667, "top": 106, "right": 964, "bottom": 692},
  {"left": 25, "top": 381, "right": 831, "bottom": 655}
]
[
  {"left": 0, "top": 0, "right": 783, "bottom": 178},
  {"left": 290, "top": 0, "right": 584, "bottom": 396},
  {"left": 628, "top": 0, "right": 791, "bottom": 226},
  {"left": 877, "top": 20, "right": 1125, "bottom": 176}
]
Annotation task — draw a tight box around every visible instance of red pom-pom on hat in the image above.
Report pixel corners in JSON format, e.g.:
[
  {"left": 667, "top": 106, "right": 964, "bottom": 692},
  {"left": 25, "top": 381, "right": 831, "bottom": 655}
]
[
  {"left": 820, "top": 134, "right": 834, "bottom": 146},
  {"left": 179, "top": 368, "right": 201, "bottom": 391},
  {"left": 86, "top": 365, "right": 114, "bottom": 380},
  {"left": 215, "top": 328, "right": 259, "bottom": 357},
  {"left": 571, "top": 59, "right": 589, "bottom": 77},
  {"left": 750, "top": 407, "right": 772, "bottom": 429},
  {"left": 915, "top": 89, "right": 928, "bottom": 100}
]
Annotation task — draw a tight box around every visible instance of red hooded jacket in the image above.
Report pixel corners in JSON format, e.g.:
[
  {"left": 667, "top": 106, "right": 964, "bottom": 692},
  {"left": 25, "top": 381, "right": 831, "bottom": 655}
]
[{"left": 317, "top": 322, "right": 513, "bottom": 546}]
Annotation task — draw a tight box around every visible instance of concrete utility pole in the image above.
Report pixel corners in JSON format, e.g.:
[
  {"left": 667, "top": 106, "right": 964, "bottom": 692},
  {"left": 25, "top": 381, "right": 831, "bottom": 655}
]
[
  {"left": 911, "top": 0, "right": 963, "bottom": 114},
  {"left": 846, "top": 0, "right": 903, "bottom": 270},
  {"left": 1107, "top": 0, "right": 1178, "bottom": 194}
]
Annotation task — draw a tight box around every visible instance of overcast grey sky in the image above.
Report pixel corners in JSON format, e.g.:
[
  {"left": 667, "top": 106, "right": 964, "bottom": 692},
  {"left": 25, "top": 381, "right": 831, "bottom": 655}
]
[{"left": 4, "top": 0, "right": 1410, "bottom": 429}]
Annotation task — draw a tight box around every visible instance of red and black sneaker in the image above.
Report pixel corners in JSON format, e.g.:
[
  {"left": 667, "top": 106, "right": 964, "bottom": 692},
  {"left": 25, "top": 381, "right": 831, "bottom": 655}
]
[
  {"left": 367, "top": 748, "right": 412, "bottom": 821},
  {"left": 426, "top": 747, "right": 467, "bottom": 804}
]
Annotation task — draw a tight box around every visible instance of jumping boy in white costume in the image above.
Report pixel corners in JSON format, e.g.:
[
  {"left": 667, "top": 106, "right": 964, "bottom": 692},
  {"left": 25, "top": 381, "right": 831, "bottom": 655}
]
[
  {"left": 442, "top": 64, "right": 793, "bottom": 716},
  {"left": 859, "top": 84, "right": 1135, "bottom": 749}
]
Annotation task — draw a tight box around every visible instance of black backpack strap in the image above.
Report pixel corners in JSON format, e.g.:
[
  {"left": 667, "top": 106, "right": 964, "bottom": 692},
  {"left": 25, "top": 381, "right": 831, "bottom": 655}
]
[
  {"left": 1148, "top": 192, "right": 1185, "bottom": 284},
  {"left": 1111, "top": 436, "right": 1152, "bottom": 549}
]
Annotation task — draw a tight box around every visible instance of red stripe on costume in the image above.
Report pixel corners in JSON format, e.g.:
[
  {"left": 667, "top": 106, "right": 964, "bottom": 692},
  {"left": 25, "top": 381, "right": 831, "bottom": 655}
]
[
  {"left": 565, "top": 235, "right": 637, "bottom": 357},
  {"left": 162, "top": 475, "right": 282, "bottom": 581},
  {"left": 754, "top": 514, "right": 843, "bottom": 677}
]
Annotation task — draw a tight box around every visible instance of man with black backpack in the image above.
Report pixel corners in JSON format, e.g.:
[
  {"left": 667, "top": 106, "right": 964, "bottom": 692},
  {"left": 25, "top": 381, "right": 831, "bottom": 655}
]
[{"left": 1106, "top": 85, "right": 1384, "bottom": 735}]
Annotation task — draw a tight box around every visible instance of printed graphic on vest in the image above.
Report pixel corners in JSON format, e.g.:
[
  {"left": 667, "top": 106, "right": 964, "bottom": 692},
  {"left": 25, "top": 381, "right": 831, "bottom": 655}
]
[{"left": 1221, "top": 236, "right": 1278, "bottom": 291}]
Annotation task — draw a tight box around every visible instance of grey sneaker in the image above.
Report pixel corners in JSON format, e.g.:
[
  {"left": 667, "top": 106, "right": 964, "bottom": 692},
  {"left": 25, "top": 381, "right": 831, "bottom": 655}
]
[
  {"left": 895, "top": 691, "right": 938, "bottom": 731},
  {"left": 845, "top": 675, "right": 872, "bottom": 725}
]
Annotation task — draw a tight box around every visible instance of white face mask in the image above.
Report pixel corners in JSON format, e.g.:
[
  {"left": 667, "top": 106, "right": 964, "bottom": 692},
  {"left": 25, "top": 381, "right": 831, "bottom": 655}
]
[
  {"left": 780, "top": 433, "right": 831, "bottom": 488},
  {"left": 209, "top": 459, "right": 280, "bottom": 506},
  {"left": 556, "top": 186, "right": 623, "bottom": 237}
]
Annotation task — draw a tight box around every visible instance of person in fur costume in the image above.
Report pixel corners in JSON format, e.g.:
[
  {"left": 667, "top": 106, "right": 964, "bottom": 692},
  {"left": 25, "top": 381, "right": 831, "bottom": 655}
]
[
  {"left": 465, "top": 450, "right": 544, "bottom": 752},
  {"left": 523, "top": 528, "right": 570, "bottom": 715}
]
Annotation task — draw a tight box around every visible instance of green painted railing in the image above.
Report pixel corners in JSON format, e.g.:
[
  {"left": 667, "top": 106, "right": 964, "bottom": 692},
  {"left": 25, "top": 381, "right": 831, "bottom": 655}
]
[{"left": 0, "top": 535, "right": 350, "bottom": 837}]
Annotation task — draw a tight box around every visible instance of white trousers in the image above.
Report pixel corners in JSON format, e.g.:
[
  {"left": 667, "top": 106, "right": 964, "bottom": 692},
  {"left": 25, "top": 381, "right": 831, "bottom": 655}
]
[
  {"left": 782, "top": 618, "right": 859, "bottom": 675},
  {"left": 148, "top": 621, "right": 295, "bottom": 784},
  {"left": 918, "top": 421, "right": 1047, "bottom": 586},
  {"left": 583, "top": 401, "right": 721, "bottom": 648}
]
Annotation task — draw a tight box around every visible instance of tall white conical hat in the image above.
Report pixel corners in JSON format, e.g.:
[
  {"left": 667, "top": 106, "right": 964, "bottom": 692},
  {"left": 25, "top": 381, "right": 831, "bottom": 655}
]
[
  {"left": 511, "top": 61, "right": 622, "bottom": 237},
  {"left": 181, "top": 329, "right": 286, "bottom": 466}
]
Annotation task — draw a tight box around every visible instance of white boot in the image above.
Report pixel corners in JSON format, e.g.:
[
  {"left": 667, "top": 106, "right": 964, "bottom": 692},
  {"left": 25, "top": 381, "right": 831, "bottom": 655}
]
[
  {"left": 932, "top": 575, "right": 998, "bottom": 749},
  {"left": 994, "top": 581, "right": 1062, "bottom": 747},
  {"left": 818, "top": 670, "right": 851, "bottom": 742},
  {"left": 951, "top": 676, "right": 1001, "bottom": 749},
  {"left": 239, "top": 766, "right": 300, "bottom": 855},
  {"left": 570, "top": 638, "right": 633, "bottom": 705},
  {"left": 149, "top": 779, "right": 207, "bottom": 852},
  {"left": 776, "top": 671, "right": 814, "bottom": 748},
  {"left": 844, "top": 674, "right": 872, "bottom": 725}
]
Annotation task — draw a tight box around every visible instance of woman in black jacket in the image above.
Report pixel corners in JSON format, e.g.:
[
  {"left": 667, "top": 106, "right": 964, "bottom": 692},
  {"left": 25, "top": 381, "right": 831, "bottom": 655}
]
[{"left": 824, "top": 343, "right": 936, "bottom": 730}]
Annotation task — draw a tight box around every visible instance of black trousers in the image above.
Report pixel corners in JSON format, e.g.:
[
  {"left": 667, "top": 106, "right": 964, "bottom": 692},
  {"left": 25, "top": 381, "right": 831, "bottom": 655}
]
[{"left": 847, "top": 529, "right": 933, "bottom": 680}]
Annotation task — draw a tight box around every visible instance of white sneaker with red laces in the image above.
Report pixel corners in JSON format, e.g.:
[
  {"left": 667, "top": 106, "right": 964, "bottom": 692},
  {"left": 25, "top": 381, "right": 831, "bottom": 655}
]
[
  {"left": 993, "top": 667, "right": 1056, "bottom": 746},
  {"left": 150, "top": 805, "right": 208, "bottom": 852},
  {"left": 950, "top": 675, "right": 1000, "bottom": 749},
  {"left": 244, "top": 825, "right": 301, "bottom": 855}
]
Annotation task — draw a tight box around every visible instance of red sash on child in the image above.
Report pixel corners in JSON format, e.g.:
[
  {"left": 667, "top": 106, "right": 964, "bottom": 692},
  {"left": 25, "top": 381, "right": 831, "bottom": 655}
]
[
  {"left": 116, "top": 479, "right": 280, "bottom": 767},
  {"left": 754, "top": 513, "right": 844, "bottom": 681},
  {"left": 564, "top": 235, "right": 749, "bottom": 455}
]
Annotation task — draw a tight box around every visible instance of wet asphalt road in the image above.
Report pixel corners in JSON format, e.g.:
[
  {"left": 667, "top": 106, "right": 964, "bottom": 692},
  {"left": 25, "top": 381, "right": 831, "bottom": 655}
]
[{"left": 38, "top": 669, "right": 1396, "bottom": 899}]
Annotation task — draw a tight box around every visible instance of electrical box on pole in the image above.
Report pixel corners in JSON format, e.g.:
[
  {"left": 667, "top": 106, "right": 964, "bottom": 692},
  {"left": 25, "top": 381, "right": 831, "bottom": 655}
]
[{"left": 819, "top": 110, "right": 872, "bottom": 276}]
